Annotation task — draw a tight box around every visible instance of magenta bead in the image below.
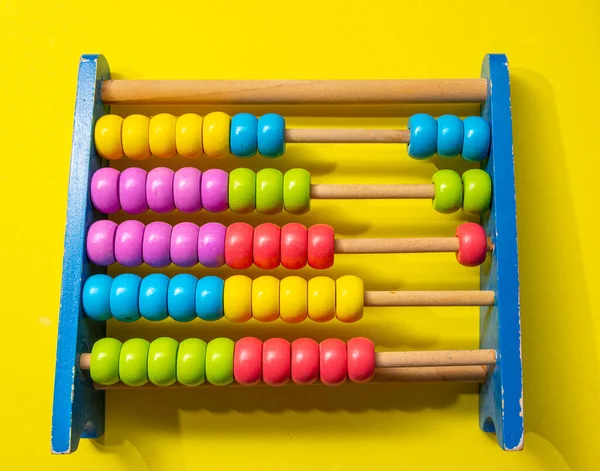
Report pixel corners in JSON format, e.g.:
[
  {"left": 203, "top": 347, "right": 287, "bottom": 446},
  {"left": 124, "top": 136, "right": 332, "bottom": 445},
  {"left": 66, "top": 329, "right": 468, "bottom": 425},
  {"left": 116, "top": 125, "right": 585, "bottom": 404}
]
[
  {"left": 170, "top": 222, "right": 200, "bottom": 267},
  {"left": 174, "top": 167, "right": 202, "bottom": 213},
  {"left": 91, "top": 168, "right": 120, "bottom": 214},
  {"left": 142, "top": 221, "right": 172, "bottom": 268},
  {"left": 146, "top": 167, "right": 175, "bottom": 213},
  {"left": 198, "top": 223, "right": 226, "bottom": 268},
  {"left": 86, "top": 220, "right": 117, "bottom": 266},
  {"left": 114, "top": 220, "right": 145, "bottom": 267},
  {"left": 119, "top": 167, "right": 148, "bottom": 214},
  {"left": 201, "top": 169, "right": 228, "bottom": 213}
]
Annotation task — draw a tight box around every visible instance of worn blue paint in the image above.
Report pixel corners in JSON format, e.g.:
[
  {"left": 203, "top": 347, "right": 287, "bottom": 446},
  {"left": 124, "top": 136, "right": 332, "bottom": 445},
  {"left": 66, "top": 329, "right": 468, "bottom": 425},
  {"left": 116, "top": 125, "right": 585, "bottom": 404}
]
[
  {"left": 51, "top": 54, "right": 110, "bottom": 454},
  {"left": 479, "top": 54, "right": 524, "bottom": 451}
]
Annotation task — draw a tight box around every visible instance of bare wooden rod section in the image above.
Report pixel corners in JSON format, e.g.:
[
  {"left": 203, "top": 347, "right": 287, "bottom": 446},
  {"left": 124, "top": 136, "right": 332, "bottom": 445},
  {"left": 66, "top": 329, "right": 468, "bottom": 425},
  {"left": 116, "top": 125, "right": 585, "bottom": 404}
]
[
  {"left": 286, "top": 129, "right": 410, "bottom": 144},
  {"left": 311, "top": 184, "right": 435, "bottom": 199},
  {"left": 334, "top": 237, "right": 494, "bottom": 254},
  {"left": 364, "top": 290, "right": 495, "bottom": 306}
]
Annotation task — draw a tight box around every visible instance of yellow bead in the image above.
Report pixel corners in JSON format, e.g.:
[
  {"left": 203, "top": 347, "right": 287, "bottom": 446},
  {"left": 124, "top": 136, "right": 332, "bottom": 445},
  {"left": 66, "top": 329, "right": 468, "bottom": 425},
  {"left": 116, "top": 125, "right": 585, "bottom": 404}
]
[
  {"left": 122, "top": 114, "right": 151, "bottom": 160},
  {"left": 176, "top": 113, "right": 204, "bottom": 159},
  {"left": 280, "top": 276, "right": 307, "bottom": 323},
  {"left": 307, "top": 276, "right": 335, "bottom": 322},
  {"left": 94, "top": 115, "right": 123, "bottom": 160},
  {"left": 203, "top": 112, "right": 231, "bottom": 159},
  {"left": 335, "top": 276, "right": 364, "bottom": 323},
  {"left": 224, "top": 275, "right": 252, "bottom": 322},
  {"left": 251, "top": 276, "right": 280, "bottom": 322},
  {"left": 149, "top": 113, "right": 177, "bottom": 158}
]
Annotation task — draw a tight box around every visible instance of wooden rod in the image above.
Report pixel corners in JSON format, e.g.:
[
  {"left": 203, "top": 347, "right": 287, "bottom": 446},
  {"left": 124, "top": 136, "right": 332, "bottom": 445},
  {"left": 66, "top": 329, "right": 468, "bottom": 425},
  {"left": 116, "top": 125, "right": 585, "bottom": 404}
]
[
  {"left": 364, "top": 290, "right": 495, "bottom": 306},
  {"left": 285, "top": 129, "right": 410, "bottom": 144},
  {"left": 334, "top": 237, "right": 494, "bottom": 254},
  {"left": 101, "top": 79, "right": 488, "bottom": 105},
  {"left": 375, "top": 349, "right": 495, "bottom": 368},
  {"left": 310, "top": 184, "right": 435, "bottom": 200}
]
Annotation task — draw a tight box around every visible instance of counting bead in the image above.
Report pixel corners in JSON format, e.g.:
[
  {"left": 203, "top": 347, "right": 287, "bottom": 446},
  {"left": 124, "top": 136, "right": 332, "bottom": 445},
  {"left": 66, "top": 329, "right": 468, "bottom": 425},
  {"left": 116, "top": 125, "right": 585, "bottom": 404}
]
[
  {"left": 206, "top": 338, "right": 235, "bottom": 386},
  {"left": 149, "top": 113, "right": 177, "bottom": 158},
  {"left": 234, "top": 337, "right": 263, "bottom": 386},
  {"left": 262, "top": 338, "right": 291, "bottom": 386},
  {"left": 198, "top": 222, "right": 226, "bottom": 268},
  {"left": 336, "top": 275, "right": 364, "bottom": 323},
  {"left": 91, "top": 168, "right": 120, "bottom": 214},
  {"left": 347, "top": 337, "right": 375, "bottom": 383},
  {"left": 201, "top": 169, "right": 228, "bottom": 213},
  {"left": 225, "top": 222, "right": 254, "bottom": 269},
  {"left": 90, "top": 338, "right": 122, "bottom": 385},
  {"left": 173, "top": 167, "right": 202, "bottom": 213},
  {"left": 320, "top": 338, "right": 347, "bottom": 386},
  {"left": 252, "top": 276, "right": 280, "bottom": 322},
  {"left": 462, "top": 116, "right": 491, "bottom": 162},
  {"left": 119, "top": 338, "right": 150, "bottom": 387},
  {"left": 110, "top": 273, "right": 141, "bottom": 322},
  {"left": 456, "top": 222, "right": 488, "bottom": 267},
  {"left": 177, "top": 338, "right": 207, "bottom": 386},
  {"left": 168, "top": 273, "right": 198, "bottom": 322},
  {"left": 228, "top": 168, "right": 256, "bottom": 214},
  {"left": 283, "top": 168, "right": 311, "bottom": 215},
  {"left": 280, "top": 276, "right": 307, "bottom": 323},
  {"left": 195, "top": 276, "right": 224, "bottom": 321},
  {"left": 148, "top": 337, "right": 179, "bottom": 386},
  {"left": 407, "top": 113, "right": 437, "bottom": 159},
  {"left": 223, "top": 275, "right": 252, "bottom": 322},
  {"left": 281, "top": 223, "right": 308, "bottom": 270},
  {"left": 139, "top": 273, "right": 169, "bottom": 321},
  {"left": 253, "top": 223, "right": 281, "bottom": 269},
  {"left": 308, "top": 276, "right": 336, "bottom": 322},
  {"left": 114, "top": 220, "right": 145, "bottom": 267},
  {"left": 142, "top": 221, "right": 172, "bottom": 268},
  {"left": 436, "top": 115, "right": 464, "bottom": 158},
  {"left": 176, "top": 113, "right": 203, "bottom": 159},
  {"left": 170, "top": 222, "right": 200, "bottom": 267},
  {"left": 119, "top": 167, "right": 148, "bottom": 214},
  {"left": 86, "top": 220, "right": 117, "bottom": 266},
  {"left": 82, "top": 274, "right": 113, "bottom": 321},
  {"left": 122, "top": 114, "right": 151, "bottom": 160},
  {"left": 258, "top": 113, "right": 286, "bottom": 158},
  {"left": 308, "top": 224, "right": 335, "bottom": 269},
  {"left": 432, "top": 169, "right": 463, "bottom": 214},
  {"left": 146, "top": 167, "right": 175, "bottom": 213},
  {"left": 462, "top": 169, "right": 492, "bottom": 215},
  {"left": 230, "top": 113, "right": 258, "bottom": 158},
  {"left": 256, "top": 168, "right": 284, "bottom": 215},
  {"left": 95, "top": 115, "right": 124, "bottom": 160},
  {"left": 291, "top": 338, "right": 319, "bottom": 384},
  {"left": 203, "top": 112, "right": 231, "bottom": 159}
]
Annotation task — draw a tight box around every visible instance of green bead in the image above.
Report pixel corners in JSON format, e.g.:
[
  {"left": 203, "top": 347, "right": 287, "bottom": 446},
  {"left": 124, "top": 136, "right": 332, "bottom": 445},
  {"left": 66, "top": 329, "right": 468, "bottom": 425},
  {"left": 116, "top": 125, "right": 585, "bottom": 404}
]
[
  {"left": 205, "top": 337, "right": 235, "bottom": 386},
  {"left": 462, "top": 169, "right": 492, "bottom": 216},
  {"left": 90, "top": 338, "right": 122, "bottom": 385},
  {"left": 119, "top": 338, "right": 150, "bottom": 387},
  {"left": 148, "top": 337, "right": 178, "bottom": 386},
  {"left": 177, "top": 338, "right": 207, "bottom": 386},
  {"left": 228, "top": 168, "right": 256, "bottom": 214},
  {"left": 283, "top": 168, "right": 311, "bottom": 215},
  {"left": 256, "top": 168, "right": 283, "bottom": 215},
  {"left": 432, "top": 169, "right": 462, "bottom": 214}
]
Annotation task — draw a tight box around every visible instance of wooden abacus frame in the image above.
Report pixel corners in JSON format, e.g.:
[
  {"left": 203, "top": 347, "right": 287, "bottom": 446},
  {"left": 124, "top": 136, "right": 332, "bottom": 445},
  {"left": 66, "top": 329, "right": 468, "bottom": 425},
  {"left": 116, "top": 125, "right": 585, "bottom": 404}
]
[{"left": 51, "top": 54, "right": 522, "bottom": 453}]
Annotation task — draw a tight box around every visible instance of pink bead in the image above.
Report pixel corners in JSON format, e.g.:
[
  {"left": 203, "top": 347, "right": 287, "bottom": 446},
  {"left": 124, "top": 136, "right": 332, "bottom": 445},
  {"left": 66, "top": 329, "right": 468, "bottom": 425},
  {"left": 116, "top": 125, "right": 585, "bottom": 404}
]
[
  {"left": 114, "top": 220, "right": 145, "bottom": 267},
  {"left": 142, "top": 221, "right": 172, "bottom": 268},
  {"left": 170, "top": 222, "right": 200, "bottom": 267},
  {"left": 291, "top": 338, "right": 319, "bottom": 385},
  {"left": 234, "top": 337, "right": 263, "bottom": 386},
  {"left": 347, "top": 337, "right": 375, "bottom": 383},
  {"left": 173, "top": 167, "right": 202, "bottom": 213},
  {"left": 320, "top": 339, "right": 347, "bottom": 386},
  {"left": 86, "top": 220, "right": 117, "bottom": 266},
  {"left": 146, "top": 167, "right": 175, "bottom": 213},
  {"left": 201, "top": 169, "right": 228, "bottom": 213},
  {"left": 90, "top": 168, "right": 120, "bottom": 214},
  {"left": 119, "top": 167, "right": 148, "bottom": 214},
  {"left": 262, "top": 338, "right": 291, "bottom": 386},
  {"left": 198, "top": 222, "right": 226, "bottom": 268}
]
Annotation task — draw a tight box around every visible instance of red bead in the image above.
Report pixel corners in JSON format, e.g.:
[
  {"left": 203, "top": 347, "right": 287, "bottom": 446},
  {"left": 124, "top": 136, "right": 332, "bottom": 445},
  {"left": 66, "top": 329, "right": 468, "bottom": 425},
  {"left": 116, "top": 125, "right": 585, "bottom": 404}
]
[
  {"left": 347, "top": 337, "right": 375, "bottom": 383},
  {"left": 456, "top": 222, "right": 488, "bottom": 267},
  {"left": 253, "top": 223, "right": 281, "bottom": 269},
  {"left": 281, "top": 223, "right": 308, "bottom": 269},
  {"left": 291, "top": 338, "right": 319, "bottom": 385},
  {"left": 225, "top": 222, "right": 254, "bottom": 269},
  {"left": 319, "top": 338, "right": 347, "bottom": 386},
  {"left": 262, "top": 338, "right": 291, "bottom": 386},
  {"left": 234, "top": 337, "right": 263, "bottom": 386},
  {"left": 308, "top": 224, "right": 335, "bottom": 269}
]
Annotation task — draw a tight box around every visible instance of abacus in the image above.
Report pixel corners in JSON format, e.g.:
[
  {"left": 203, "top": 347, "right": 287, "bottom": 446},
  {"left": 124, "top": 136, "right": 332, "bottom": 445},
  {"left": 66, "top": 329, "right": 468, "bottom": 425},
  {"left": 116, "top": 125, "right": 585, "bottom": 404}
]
[{"left": 51, "top": 54, "right": 523, "bottom": 454}]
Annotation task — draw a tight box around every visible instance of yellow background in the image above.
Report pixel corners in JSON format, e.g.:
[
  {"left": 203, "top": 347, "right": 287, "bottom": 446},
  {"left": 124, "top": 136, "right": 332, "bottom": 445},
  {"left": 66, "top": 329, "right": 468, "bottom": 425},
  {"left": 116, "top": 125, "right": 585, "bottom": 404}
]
[{"left": 0, "top": 1, "right": 598, "bottom": 470}]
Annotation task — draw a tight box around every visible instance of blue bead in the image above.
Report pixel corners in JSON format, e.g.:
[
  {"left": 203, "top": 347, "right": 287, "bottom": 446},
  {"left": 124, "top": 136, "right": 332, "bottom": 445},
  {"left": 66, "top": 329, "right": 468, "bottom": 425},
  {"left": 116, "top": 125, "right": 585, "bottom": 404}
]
[
  {"left": 408, "top": 113, "right": 437, "bottom": 159},
  {"left": 230, "top": 113, "right": 258, "bottom": 158},
  {"left": 139, "top": 273, "right": 169, "bottom": 321},
  {"left": 257, "top": 113, "right": 285, "bottom": 158},
  {"left": 82, "top": 274, "right": 113, "bottom": 321},
  {"left": 168, "top": 274, "right": 198, "bottom": 322},
  {"left": 436, "top": 115, "right": 463, "bottom": 158},
  {"left": 110, "top": 274, "right": 142, "bottom": 322},
  {"left": 195, "top": 276, "right": 224, "bottom": 321},
  {"left": 462, "top": 116, "right": 491, "bottom": 162}
]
